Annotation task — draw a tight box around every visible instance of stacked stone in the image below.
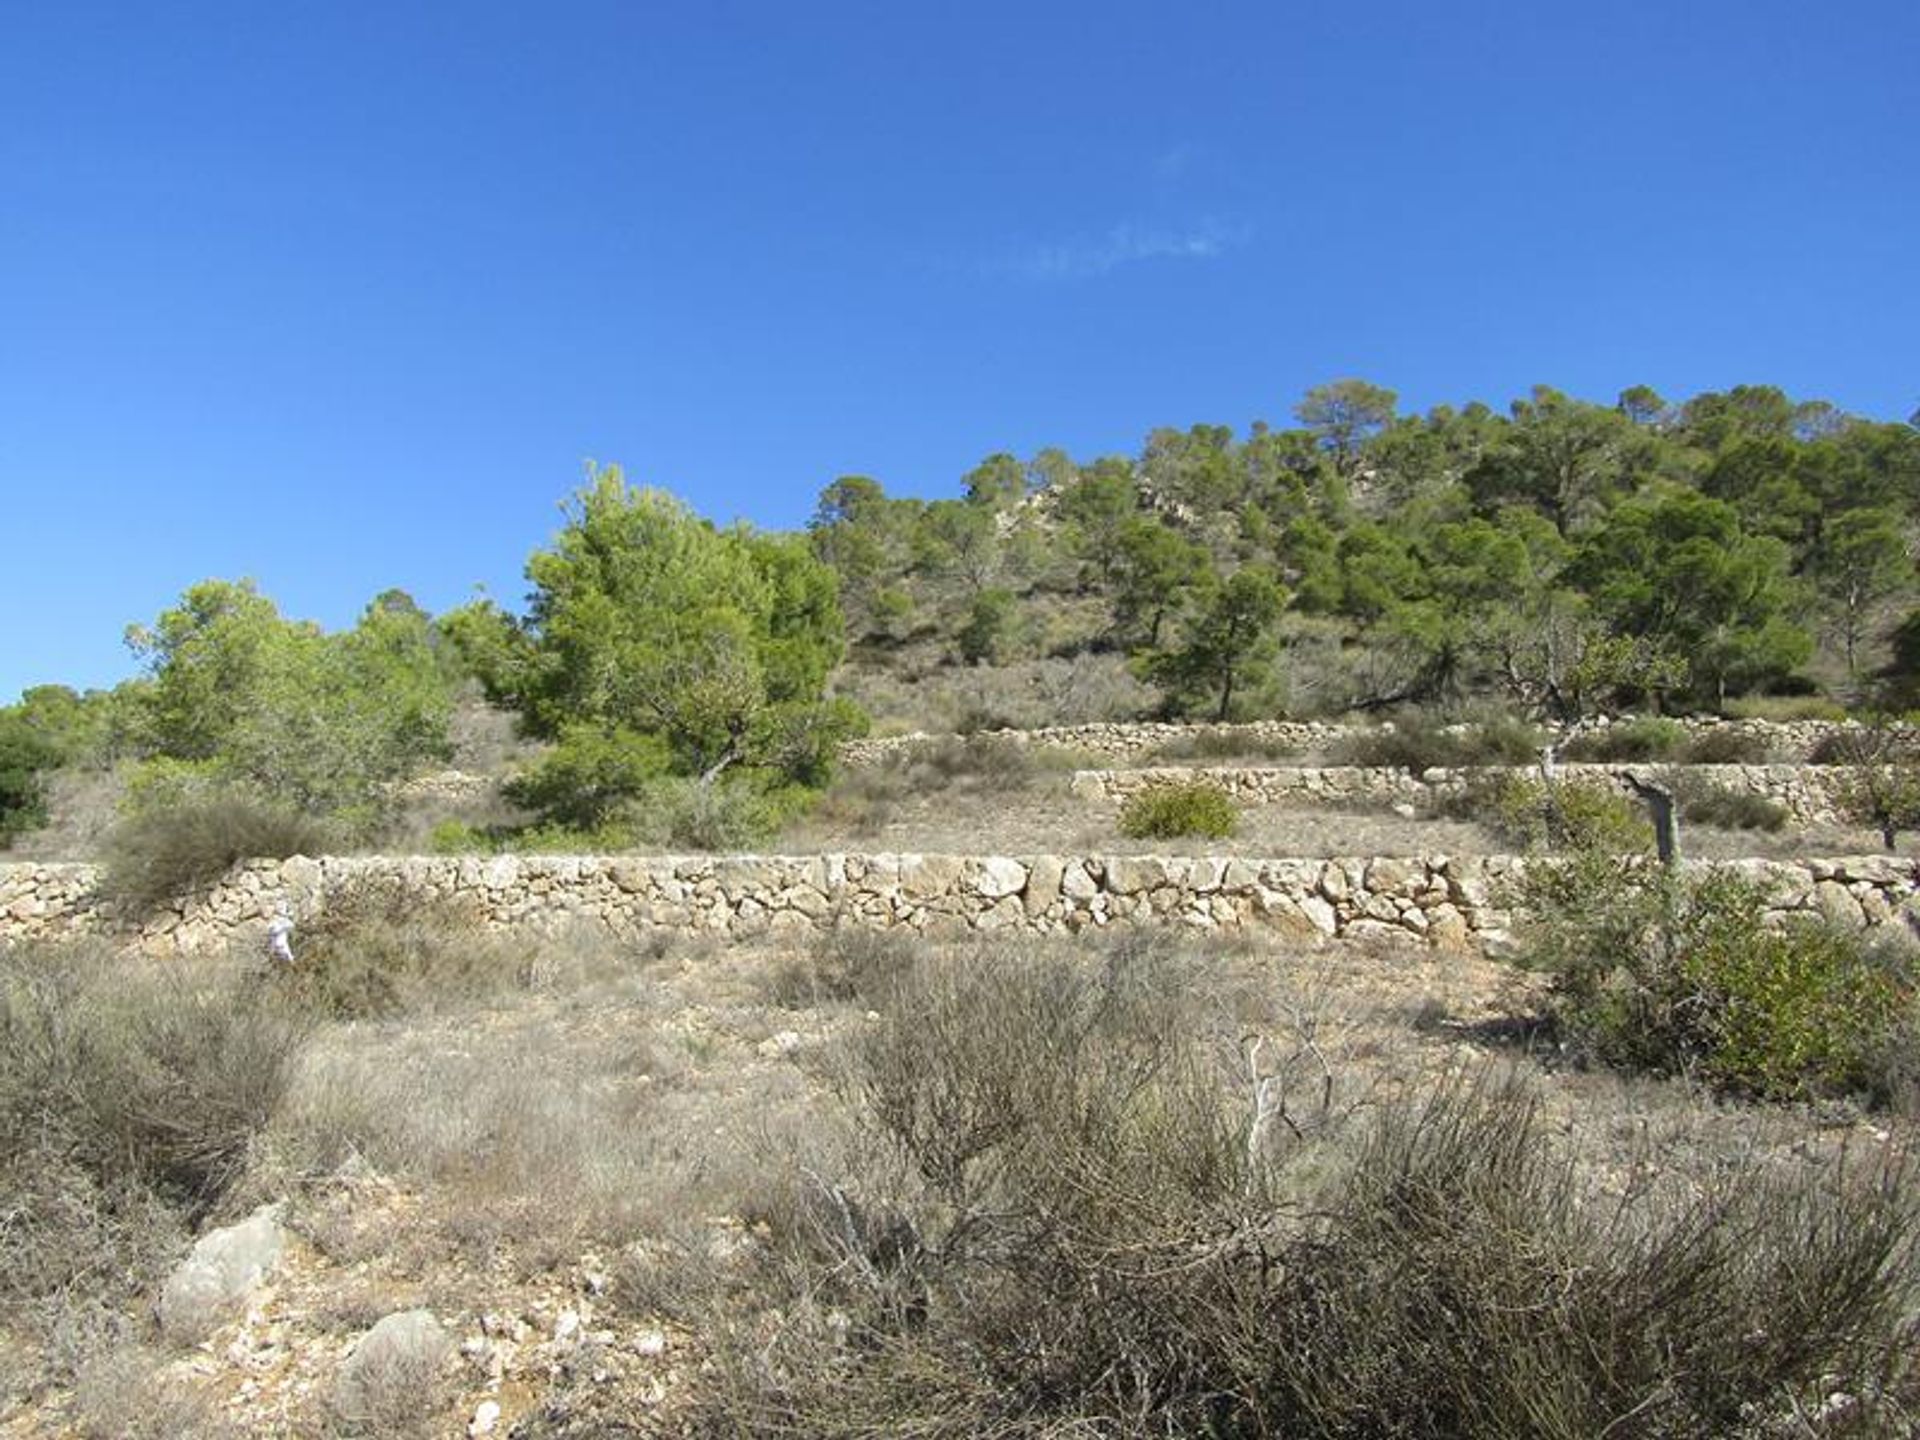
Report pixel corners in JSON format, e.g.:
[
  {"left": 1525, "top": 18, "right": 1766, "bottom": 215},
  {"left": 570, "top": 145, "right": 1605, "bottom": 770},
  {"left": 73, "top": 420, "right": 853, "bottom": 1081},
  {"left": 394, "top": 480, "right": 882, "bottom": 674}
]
[
  {"left": 842, "top": 717, "right": 1900, "bottom": 769},
  {"left": 4, "top": 851, "right": 1916, "bottom": 956},
  {"left": 1077, "top": 763, "right": 1862, "bottom": 826},
  {"left": 0, "top": 862, "right": 104, "bottom": 938}
]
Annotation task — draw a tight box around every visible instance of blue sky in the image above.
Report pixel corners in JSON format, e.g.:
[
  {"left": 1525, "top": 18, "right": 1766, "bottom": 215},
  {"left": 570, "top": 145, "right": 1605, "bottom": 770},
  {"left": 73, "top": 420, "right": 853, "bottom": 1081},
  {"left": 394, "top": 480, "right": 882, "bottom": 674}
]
[{"left": 3, "top": 0, "right": 1916, "bottom": 703}]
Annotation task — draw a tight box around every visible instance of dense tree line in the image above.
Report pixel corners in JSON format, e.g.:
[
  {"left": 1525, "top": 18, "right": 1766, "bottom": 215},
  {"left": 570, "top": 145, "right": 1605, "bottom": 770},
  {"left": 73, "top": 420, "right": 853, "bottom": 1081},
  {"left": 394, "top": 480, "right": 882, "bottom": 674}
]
[
  {"left": 808, "top": 382, "right": 1920, "bottom": 719},
  {"left": 3, "top": 382, "right": 1917, "bottom": 849}
]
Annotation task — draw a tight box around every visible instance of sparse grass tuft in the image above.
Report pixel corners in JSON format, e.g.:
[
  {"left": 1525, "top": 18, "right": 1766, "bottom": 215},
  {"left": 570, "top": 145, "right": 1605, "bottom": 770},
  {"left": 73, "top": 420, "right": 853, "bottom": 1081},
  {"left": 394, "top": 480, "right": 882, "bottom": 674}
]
[
  {"left": 0, "top": 941, "right": 305, "bottom": 1392},
  {"left": 1679, "top": 726, "right": 1774, "bottom": 764},
  {"left": 761, "top": 927, "right": 915, "bottom": 1009},
  {"left": 1725, "top": 694, "right": 1850, "bottom": 723}
]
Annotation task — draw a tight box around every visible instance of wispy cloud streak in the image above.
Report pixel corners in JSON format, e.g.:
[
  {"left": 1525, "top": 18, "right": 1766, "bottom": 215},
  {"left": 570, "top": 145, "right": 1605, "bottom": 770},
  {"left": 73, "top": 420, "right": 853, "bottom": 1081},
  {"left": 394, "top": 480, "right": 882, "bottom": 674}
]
[{"left": 996, "top": 218, "right": 1251, "bottom": 281}]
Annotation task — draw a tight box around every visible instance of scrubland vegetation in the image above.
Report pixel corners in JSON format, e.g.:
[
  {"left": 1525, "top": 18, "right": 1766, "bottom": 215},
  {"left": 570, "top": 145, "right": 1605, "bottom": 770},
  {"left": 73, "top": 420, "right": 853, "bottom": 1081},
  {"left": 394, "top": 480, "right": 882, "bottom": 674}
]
[
  {"left": 3, "top": 914, "right": 1918, "bottom": 1435},
  {"left": 6, "top": 379, "right": 1920, "bottom": 1433}
]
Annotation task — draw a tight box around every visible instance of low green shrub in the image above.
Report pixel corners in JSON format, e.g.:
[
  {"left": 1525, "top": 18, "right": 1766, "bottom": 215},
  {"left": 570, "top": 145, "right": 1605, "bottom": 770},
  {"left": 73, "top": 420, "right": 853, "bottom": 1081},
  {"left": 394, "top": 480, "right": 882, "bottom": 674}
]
[
  {"left": 643, "top": 776, "right": 784, "bottom": 851},
  {"left": 1118, "top": 780, "right": 1237, "bottom": 839},
  {"left": 1516, "top": 854, "right": 1920, "bottom": 1102},
  {"left": 426, "top": 818, "right": 494, "bottom": 854},
  {"left": 1441, "top": 774, "right": 1649, "bottom": 853},
  {"left": 1334, "top": 710, "right": 1543, "bottom": 772},
  {"left": 1679, "top": 726, "right": 1773, "bottom": 764},
  {"left": 97, "top": 792, "right": 331, "bottom": 913},
  {"left": 668, "top": 945, "right": 1920, "bottom": 1437},
  {"left": 1146, "top": 729, "right": 1300, "bottom": 765},
  {"left": 1675, "top": 779, "right": 1790, "bottom": 832},
  {"left": 1559, "top": 716, "right": 1684, "bottom": 762}
]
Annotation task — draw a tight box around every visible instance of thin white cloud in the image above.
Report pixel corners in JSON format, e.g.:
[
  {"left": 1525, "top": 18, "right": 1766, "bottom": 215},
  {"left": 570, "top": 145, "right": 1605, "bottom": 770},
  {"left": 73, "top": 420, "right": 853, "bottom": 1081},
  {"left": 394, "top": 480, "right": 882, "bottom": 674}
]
[
  {"left": 999, "top": 218, "right": 1251, "bottom": 282},
  {"left": 1151, "top": 144, "right": 1200, "bottom": 183}
]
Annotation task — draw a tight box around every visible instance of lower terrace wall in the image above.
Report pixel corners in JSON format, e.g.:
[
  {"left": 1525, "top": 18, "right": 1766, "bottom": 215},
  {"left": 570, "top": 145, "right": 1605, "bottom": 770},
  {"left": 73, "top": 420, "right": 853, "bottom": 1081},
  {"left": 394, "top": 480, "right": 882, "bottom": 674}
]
[
  {"left": 5, "top": 851, "right": 1915, "bottom": 957},
  {"left": 1073, "top": 763, "right": 1861, "bottom": 826}
]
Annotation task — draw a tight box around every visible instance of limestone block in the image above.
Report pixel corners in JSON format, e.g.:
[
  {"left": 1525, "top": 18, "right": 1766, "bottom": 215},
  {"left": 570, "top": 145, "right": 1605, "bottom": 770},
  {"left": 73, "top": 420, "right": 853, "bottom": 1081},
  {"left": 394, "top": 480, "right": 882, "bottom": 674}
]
[
  {"left": 899, "top": 854, "right": 965, "bottom": 898},
  {"left": 972, "top": 856, "right": 1029, "bottom": 900},
  {"left": 1059, "top": 861, "right": 1098, "bottom": 901},
  {"left": 1343, "top": 919, "right": 1408, "bottom": 948},
  {"left": 1222, "top": 858, "right": 1260, "bottom": 892},
  {"left": 1365, "top": 857, "right": 1420, "bottom": 895},
  {"left": 1814, "top": 881, "right": 1865, "bottom": 929},
  {"left": 1187, "top": 858, "right": 1227, "bottom": 894},
  {"left": 1106, "top": 856, "right": 1167, "bottom": 895},
  {"left": 1856, "top": 887, "right": 1892, "bottom": 926},
  {"left": 1296, "top": 893, "right": 1338, "bottom": 937},
  {"left": 159, "top": 1204, "right": 286, "bottom": 1343},
  {"left": 1025, "top": 855, "right": 1065, "bottom": 916},
  {"left": 1427, "top": 904, "right": 1472, "bottom": 951},
  {"left": 975, "top": 895, "right": 1024, "bottom": 930}
]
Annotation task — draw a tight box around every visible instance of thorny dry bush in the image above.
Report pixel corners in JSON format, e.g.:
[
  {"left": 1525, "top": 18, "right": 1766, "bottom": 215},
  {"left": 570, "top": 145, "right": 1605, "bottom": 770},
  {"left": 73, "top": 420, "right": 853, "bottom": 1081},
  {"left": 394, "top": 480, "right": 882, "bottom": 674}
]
[
  {"left": 0, "top": 940, "right": 305, "bottom": 1403},
  {"left": 5, "top": 919, "right": 1920, "bottom": 1438},
  {"left": 646, "top": 936, "right": 1920, "bottom": 1439}
]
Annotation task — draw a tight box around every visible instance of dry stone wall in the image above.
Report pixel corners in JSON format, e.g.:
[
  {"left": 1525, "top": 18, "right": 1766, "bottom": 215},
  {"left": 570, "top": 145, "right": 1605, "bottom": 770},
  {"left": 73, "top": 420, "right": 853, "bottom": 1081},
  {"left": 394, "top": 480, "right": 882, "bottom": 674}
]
[
  {"left": 1075, "top": 763, "right": 1860, "bottom": 826},
  {"left": 5, "top": 851, "right": 1916, "bottom": 957},
  {"left": 841, "top": 717, "right": 1873, "bottom": 768}
]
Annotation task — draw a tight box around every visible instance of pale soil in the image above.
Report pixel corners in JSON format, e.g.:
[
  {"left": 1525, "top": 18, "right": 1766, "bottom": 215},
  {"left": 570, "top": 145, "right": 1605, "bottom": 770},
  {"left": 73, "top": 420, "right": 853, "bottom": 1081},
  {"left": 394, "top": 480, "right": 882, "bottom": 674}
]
[{"left": 783, "top": 771, "right": 1906, "bottom": 862}]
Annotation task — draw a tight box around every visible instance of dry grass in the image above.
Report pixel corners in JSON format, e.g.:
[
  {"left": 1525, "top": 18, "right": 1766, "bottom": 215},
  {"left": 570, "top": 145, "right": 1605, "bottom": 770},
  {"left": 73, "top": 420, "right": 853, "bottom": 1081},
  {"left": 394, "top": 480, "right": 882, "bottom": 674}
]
[
  {"left": 6, "top": 917, "right": 1916, "bottom": 1437},
  {"left": 643, "top": 937, "right": 1920, "bottom": 1438},
  {"left": 834, "top": 646, "right": 1152, "bottom": 735}
]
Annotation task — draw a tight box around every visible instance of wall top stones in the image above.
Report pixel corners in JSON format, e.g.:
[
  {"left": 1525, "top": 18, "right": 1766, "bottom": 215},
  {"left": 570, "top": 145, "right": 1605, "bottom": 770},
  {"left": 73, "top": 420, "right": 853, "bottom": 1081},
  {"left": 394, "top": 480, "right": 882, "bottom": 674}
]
[
  {"left": 4, "top": 849, "right": 1915, "bottom": 958},
  {"left": 839, "top": 716, "right": 1876, "bottom": 768},
  {"left": 1074, "top": 762, "right": 1861, "bottom": 826}
]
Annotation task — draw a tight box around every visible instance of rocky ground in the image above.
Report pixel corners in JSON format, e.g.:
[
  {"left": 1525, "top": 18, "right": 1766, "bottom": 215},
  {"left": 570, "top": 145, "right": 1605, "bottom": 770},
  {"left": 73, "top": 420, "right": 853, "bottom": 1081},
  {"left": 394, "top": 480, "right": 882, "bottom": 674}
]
[{"left": 3, "top": 921, "right": 1904, "bottom": 1438}]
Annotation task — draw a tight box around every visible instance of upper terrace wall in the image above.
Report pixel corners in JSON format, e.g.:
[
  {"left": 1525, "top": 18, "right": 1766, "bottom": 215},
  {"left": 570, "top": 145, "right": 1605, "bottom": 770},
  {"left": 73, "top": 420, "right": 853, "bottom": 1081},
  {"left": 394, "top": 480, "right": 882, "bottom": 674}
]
[
  {"left": 5, "top": 850, "right": 1915, "bottom": 957},
  {"left": 1071, "top": 763, "right": 1862, "bottom": 826},
  {"left": 839, "top": 718, "right": 1869, "bottom": 768}
]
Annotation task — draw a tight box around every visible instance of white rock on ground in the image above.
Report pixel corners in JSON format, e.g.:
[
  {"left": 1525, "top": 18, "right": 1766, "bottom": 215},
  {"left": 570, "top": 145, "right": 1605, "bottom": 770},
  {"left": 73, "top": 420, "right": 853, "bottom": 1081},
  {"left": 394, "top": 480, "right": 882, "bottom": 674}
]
[{"left": 158, "top": 1203, "right": 287, "bottom": 1344}]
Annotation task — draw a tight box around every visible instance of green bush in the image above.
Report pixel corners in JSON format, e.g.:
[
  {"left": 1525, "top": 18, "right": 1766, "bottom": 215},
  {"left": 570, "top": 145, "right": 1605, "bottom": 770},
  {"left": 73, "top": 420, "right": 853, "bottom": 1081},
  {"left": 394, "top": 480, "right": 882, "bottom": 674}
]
[
  {"left": 1679, "top": 726, "right": 1773, "bottom": 764},
  {"left": 1516, "top": 854, "right": 1920, "bottom": 1102},
  {"left": 1118, "top": 780, "right": 1237, "bottom": 839},
  {"left": 1146, "top": 728, "right": 1300, "bottom": 765},
  {"left": 1559, "top": 716, "right": 1684, "bottom": 762},
  {"left": 1676, "top": 779, "right": 1789, "bottom": 832},
  {"left": 1334, "top": 711, "right": 1543, "bottom": 772},
  {"left": 669, "top": 944, "right": 1920, "bottom": 1437},
  {"left": 97, "top": 791, "right": 332, "bottom": 913},
  {"left": 645, "top": 776, "right": 785, "bottom": 851},
  {"left": 1444, "top": 774, "right": 1649, "bottom": 853}
]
